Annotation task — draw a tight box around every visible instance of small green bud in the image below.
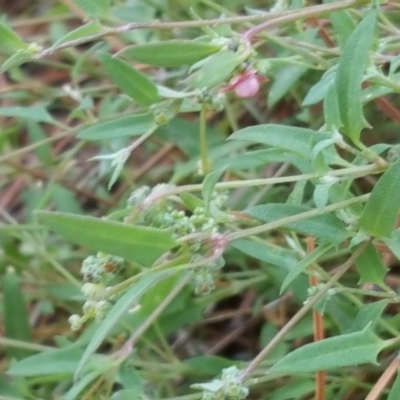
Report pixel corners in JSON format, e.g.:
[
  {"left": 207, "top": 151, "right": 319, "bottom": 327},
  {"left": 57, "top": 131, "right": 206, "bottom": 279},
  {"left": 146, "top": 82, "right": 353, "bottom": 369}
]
[
  {"left": 193, "top": 268, "right": 215, "bottom": 296},
  {"left": 95, "top": 300, "right": 111, "bottom": 322}
]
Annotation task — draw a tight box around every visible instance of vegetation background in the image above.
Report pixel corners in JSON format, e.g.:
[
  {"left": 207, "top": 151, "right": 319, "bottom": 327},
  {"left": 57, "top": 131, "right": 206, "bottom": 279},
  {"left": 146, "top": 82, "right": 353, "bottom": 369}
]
[{"left": 1, "top": 0, "right": 400, "bottom": 399}]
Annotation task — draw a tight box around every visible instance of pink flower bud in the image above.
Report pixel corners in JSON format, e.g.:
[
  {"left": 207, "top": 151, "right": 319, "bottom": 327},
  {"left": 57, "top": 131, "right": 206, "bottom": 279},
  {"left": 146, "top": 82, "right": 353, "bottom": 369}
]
[
  {"left": 220, "top": 70, "right": 267, "bottom": 98},
  {"left": 234, "top": 74, "right": 260, "bottom": 98}
]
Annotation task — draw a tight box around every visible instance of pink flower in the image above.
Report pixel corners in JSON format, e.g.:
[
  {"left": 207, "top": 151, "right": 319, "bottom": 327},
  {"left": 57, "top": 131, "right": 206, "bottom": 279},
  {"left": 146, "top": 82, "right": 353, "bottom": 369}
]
[{"left": 220, "top": 70, "right": 267, "bottom": 98}]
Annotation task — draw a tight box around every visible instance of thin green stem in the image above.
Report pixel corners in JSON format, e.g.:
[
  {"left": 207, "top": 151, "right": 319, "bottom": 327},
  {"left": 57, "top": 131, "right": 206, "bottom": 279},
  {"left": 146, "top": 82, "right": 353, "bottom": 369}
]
[
  {"left": 329, "top": 287, "right": 400, "bottom": 300},
  {"left": 144, "top": 163, "right": 384, "bottom": 202},
  {"left": 37, "top": 1, "right": 368, "bottom": 58},
  {"left": 0, "top": 337, "right": 54, "bottom": 352},
  {"left": 242, "top": 0, "right": 369, "bottom": 41},
  {"left": 108, "top": 254, "right": 189, "bottom": 296},
  {"left": 114, "top": 273, "right": 191, "bottom": 362},
  {"left": 227, "top": 194, "right": 370, "bottom": 242}
]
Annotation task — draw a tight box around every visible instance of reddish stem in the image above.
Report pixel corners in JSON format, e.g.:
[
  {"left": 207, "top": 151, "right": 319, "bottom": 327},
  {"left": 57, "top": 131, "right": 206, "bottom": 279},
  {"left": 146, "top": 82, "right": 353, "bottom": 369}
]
[{"left": 307, "top": 237, "right": 326, "bottom": 400}]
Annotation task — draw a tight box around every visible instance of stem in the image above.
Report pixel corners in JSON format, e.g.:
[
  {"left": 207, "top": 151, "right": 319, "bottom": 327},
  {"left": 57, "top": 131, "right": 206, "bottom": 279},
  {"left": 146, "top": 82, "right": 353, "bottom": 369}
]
[
  {"left": 108, "top": 254, "right": 188, "bottom": 297},
  {"left": 242, "top": 0, "right": 369, "bottom": 41},
  {"left": 114, "top": 273, "right": 191, "bottom": 362},
  {"left": 38, "top": 15, "right": 275, "bottom": 58},
  {"left": 143, "top": 163, "right": 384, "bottom": 204},
  {"left": 37, "top": 1, "right": 368, "bottom": 58},
  {"left": 239, "top": 242, "right": 369, "bottom": 383},
  {"left": 227, "top": 194, "right": 370, "bottom": 242},
  {"left": 329, "top": 287, "right": 400, "bottom": 300},
  {"left": 199, "top": 103, "right": 210, "bottom": 175},
  {"left": 307, "top": 237, "right": 326, "bottom": 400},
  {"left": 0, "top": 337, "right": 54, "bottom": 352}
]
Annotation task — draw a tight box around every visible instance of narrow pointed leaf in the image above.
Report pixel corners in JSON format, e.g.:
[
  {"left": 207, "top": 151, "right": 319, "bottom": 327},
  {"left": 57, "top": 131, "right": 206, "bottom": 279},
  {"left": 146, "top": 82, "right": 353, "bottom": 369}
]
[
  {"left": 0, "top": 21, "right": 29, "bottom": 53},
  {"left": 281, "top": 243, "right": 333, "bottom": 293},
  {"left": 98, "top": 51, "right": 159, "bottom": 106},
  {"left": 120, "top": 40, "right": 221, "bottom": 67},
  {"left": 3, "top": 267, "right": 32, "bottom": 360},
  {"left": 8, "top": 347, "right": 83, "bottom": 376},
  {"left": 229, "top": 125, "right": 330, "bottom": 159},
  {"left": 75, "top": 271, "right": 170, "bottom": 379},
  {"left": 1, "top": 49, "right": 33, "bottom": 71},
  {"left": 323, "top": 84, "right": 342, "bottom": 131},
  {"left": 52, "top": 21, "right": 105, "bottom": 49},
  {"left": 35, "top": 211, "right": 175, "bottom": 266},
  {"left": 189, "top": 51, "right": 242, "bottom": 88},
  {"left": 334, "top": 9, "right": 377, "bottom": 143},
  {"left": 355, "top": 243, "right": 388, "bottom": 284},
  {"left": 269, "top": 324, "right": 384, "bottom": 375},
  {"left": 359, "top": 158, "right": 400, "bottom": 237},
  {"left": 247, "top": 204, "right": 348, "bottom": 244},
  {"left": 73, "top": 0, "right": 110, "bottom": 18},
  {"left": 0, "top": 105, "right": 56, "bottom": 124},
  {"left": 348, "top": 300, "right": 387, "bottom": 333},
  {"left": 202, "top": 169, "right": 225, "bottom": 213},
  {"left": 78, "top": 113, "right": 155, "bottom": 140}
]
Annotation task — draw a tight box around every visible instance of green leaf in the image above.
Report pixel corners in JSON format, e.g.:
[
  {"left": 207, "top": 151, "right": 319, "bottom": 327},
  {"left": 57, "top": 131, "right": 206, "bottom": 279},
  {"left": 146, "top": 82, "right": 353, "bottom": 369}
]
[
  {"left": 269, "top": 379, "right": 314, "bottom": 400},
  {"left": 302, "top": 70, "right": 335, "bottom": 106},
  {"left": 323, "top": 83, "right": 342, "bottom": 131},
  {"left": 111, "top": 389, "right": 141, "bottom": 400},
  {"left": 281, "top": 243, "right": 334, "bottom": 293},
  {"left": 180, "top": 192, "right": 204, "bottom": 212},
  {"left": 231, "top": 239, "right": 309, "bottom": 302},
  {"left": 120, "top": 40, "right": 221, "bottom": 67},
  {"left": 0, "top": 21, "right": 29, "bottom": 53},
  {"left": 329, "top": 11, "right": 356, "bottom": 49},
  {"left": 27, "top": 121, "right": 52, "bottom": 165},
  {"left": 268, "top": 65, "right": 307, "bottom": 108},
  {"left": 66, "top": 367, "right": 110, "bottom": 400},
  {"left": 75, "top": 271, "right": 170, "bottom": 379},
  {"left": 231, "top": 239, "right": 298, "bottom": 271},
  {"left": 389, "top": 54, "right": 400, "bottom": 76},
  {"left": 98, "top": 51, "right": 159, "bottom": 106},
  {"left": 189, "top": 51, "right": 242, "bottom": 88},
  {"left": 1, "top": 49, "right": 33, "bottom": 72},
  {"left": 185, "top": 356, "right": 235, "bottom": 376},
  {"left": 35, "top": 211, "right": 175, "bottom": 266},
  {"left": 382, "top": 229, "right": 400, "bottom": 260},
  {"left": 73, "top": 0, "right": 110, "bottom": 18},
  {"left": 0, "top": 105, "right": 57, "bottom": 124},
  {"left": 78, "top": 113, "right": 155, "bottom": 141},
  {"left": 334, "top": 9, "right": 377, "bottom": 143},
  {"left": 355, "top": 243, "right": 388, "bottom": 284},
  {"left": 202, "top": 169, "right": 225, "bottom": 213},
  {"left": 388, "top": 369, "right": 400, "bottom": 400},
  {"left": 229, "top": 124, "right": 330, "bottom": 159},
  {"left": 359, "top": 158, "right": 400, "bottom": 237},
  {"left": 348, "top": 300, "right": 387, "bottom": 333},
  {"left": 2, "top": 267, "right": 32, "bottom": 360},
  {"left": 8, "top": 346, "right": 83, "bottom": 376},
  {"left": 52, "top": 20, "right": 105, "bottom": 49},
  {"left": 268, "top": 324, "right": 384, "bottom": 376},
  {"left": 246, "top": 204, "right": 348, "bottom": 244}
]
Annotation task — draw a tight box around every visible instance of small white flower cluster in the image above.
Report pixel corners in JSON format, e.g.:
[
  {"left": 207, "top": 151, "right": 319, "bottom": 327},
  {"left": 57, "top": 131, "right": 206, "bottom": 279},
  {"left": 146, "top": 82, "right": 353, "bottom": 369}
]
[
  {"left": 68, "top": 253, "right": 124, "bottom": 330},
  {"left": 192, "top": 366, "right": 249, "bottom": 400}
]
